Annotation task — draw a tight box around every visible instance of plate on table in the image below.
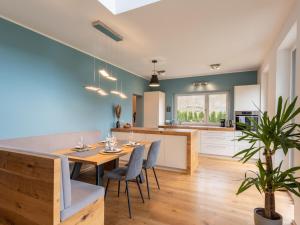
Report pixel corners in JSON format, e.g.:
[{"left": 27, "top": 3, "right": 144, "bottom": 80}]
[
  {"left": 124, "top": 142, "right": 141, "bottom": 147},
  {"left": 100, "top": 148, "right": 123, "bottom": 154},
  {"left": 73, "top": 145, "right": 93, "bottom": 152}
]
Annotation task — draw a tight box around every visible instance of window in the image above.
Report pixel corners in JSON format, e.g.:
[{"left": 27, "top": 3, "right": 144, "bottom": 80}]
[{"left": 175, "top": 92, "right": 228, "bottom": 125}]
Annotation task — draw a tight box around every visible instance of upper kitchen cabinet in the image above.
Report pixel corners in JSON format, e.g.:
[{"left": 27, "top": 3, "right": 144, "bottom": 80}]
[
  {"left": 234, "top": 84, "right": 260, "bottom": 111},
  {"left": 144, "top": 91, "right": 165, "bottom": 127}
]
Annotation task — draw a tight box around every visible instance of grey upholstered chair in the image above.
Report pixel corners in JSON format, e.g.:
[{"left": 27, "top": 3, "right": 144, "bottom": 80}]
[
  {"left": 143, "top": 140, "right": 161, "bottom": 199},
  {"left": 105, "top": 145, "right": 145, "bottom": 219}
]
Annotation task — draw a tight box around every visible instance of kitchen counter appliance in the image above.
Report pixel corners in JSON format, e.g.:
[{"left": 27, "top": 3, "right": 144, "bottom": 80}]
[{"left": 235, "top": 111, "right": 259, "bottom": 131}]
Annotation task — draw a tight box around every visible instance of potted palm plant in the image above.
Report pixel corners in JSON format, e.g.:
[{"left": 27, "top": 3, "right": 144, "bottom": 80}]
[{"left": 234, "top": 97, "right": 300, "bottom": 225}]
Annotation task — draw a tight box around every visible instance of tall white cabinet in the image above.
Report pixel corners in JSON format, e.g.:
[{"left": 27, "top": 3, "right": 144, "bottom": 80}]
[
  {"left": 144, "top": 91, "right": 165, "bottom": 127},
  {"left": 234, "top": 84, "right": 260, "bottom": 111}
]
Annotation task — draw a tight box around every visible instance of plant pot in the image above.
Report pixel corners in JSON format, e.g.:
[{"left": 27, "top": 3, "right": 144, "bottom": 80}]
[
  {"left": 116, "top": 120, "right": 120, "bottom": 128},
  {"left": 254, "top": 208, "right": 282, "bottom": 225}
]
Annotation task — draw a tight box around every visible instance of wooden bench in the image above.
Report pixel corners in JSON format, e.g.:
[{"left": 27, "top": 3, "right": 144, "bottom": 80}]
[{"left": 0, "top": 147, "right": 104, "bottom": 225}]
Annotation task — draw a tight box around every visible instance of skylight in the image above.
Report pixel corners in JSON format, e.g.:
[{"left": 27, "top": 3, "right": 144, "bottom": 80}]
[{"left": 98, "top": 0, "right": 160, "bottom": 15}]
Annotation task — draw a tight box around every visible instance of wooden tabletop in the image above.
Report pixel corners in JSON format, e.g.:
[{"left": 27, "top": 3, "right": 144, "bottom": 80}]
[{"left": 54, "top": 141, "right": 150, "bottom": 166}]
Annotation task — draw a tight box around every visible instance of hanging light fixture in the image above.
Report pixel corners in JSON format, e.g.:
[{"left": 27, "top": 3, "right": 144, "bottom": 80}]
[
  {"left": 97, "top": 71, "right": 108, "bottom": 96},
  {"left": 85, "top": 58, "right": 99, "bottom": 92},
  {"left": 99, "top": 69, "right": 117, "bottom": 81},
  {"left": 110, "top": 79, "right": 120, "bottom": 95},
  {"left": 149, "top": 59, "right": 160, "bottom": 87}
]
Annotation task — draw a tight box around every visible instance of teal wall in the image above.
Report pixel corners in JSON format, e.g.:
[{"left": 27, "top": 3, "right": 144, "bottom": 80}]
[
  {"left": 154, "top": 71, "right": 257, "bottom": 121},
  {"left": 0, "top": 18, "right": 148, "bottom": 139}
]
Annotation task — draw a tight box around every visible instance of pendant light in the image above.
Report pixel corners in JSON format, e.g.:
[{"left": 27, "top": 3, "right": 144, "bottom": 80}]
[
  {"left": 97, "top": 70, "right": 108, "bottom": 96},
  {"left": 110, "top": 79, "right": 120, "bottom": 95},
  {"left": 99, "top": 38, "right": 117, "bottom": 81},
  {"left": 149, "top": 60, "right": 160, "bottom": 87},
  {"left": 85, "top": 58, "right": 99, "bottom": 92},
  {"left": 99, "top": 69, "right": 117, "bottom": 81}
]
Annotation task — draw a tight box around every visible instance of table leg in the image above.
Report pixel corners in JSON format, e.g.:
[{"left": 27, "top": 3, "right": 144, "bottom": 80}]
[
  {"left": 96, "top": 164, "right": 105, "bottom": 186},
  {"left": 71, "top": 162, "right": 82, "bottom": 179},
  {"left": 114, "top": 158, "right": 119, "bottom": 168}
]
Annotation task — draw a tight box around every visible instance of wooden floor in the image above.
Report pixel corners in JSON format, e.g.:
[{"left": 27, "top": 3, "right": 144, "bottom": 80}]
[{"left": 78, "top": 157, "right": 294, "bottom": 225}]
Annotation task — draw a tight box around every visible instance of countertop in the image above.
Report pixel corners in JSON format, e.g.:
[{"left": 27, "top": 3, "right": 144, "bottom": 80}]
[
  {"left": 111, "top": 127, "right": 198, "bottom": 136},
  {"left": 158, "top": 124, "right": 235, "bottom": 131}
]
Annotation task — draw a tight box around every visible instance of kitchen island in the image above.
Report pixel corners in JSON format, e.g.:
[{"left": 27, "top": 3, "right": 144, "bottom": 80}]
[
  {"left": 158, "top": 124, "right": 259, "bottom": 160},
  {"left": 111, "top": 127, "right": 200, "bottom": 174}
]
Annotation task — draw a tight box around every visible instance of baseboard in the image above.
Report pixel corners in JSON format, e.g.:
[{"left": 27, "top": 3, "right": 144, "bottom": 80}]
[{"left": 198, "top": 153, "right": 257, "bottom": 164}]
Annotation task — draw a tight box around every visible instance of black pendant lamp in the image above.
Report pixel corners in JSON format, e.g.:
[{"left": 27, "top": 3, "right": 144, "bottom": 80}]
[{"left": 149, "top": 60, "right": 160, "bottom": 87}]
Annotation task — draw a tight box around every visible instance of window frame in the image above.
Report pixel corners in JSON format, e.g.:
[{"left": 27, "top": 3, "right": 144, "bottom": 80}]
[
  {"left": 290, "top": 47, "right": 297, "bottom": 101},
  {"left": 289, "top": 47, "right": 296, "bottom": 169},
  {"left": 174, "top": 91, "right": 230, "bottom": 126}
]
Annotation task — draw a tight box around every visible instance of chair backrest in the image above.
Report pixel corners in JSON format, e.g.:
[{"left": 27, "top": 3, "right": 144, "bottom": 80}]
[
  {"left": 125, "top": 146, "right": 145, "bottom": 181},
  {"left": 0, "top": 147, "right": 61, "bottom": 225},
  {"left": 145, "top": 140, "right": 161, "bottom": 169}
]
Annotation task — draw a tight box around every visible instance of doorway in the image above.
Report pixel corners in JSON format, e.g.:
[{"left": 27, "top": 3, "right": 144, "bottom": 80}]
[{"left": 132, "top": 95, "right": 143, "bottom": 127}]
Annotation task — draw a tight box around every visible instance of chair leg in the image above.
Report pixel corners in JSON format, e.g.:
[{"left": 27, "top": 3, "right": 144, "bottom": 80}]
[
  {"left": 118, "top": 180, "right": 121, "bottom": 197},
  {"left": 144, "top": 168, "right": 150, "bottom": 199},
  {"left": 136, "top": 177, "right": 145, "bottom": 203},
  {"left": 105, "top": 178, "right": 110, "bottom": 198},
  {"left": 152, "top": 167, "right": 160, "bottom": 190},
  {"left": 125, "top": 181, "right": 132, "bottom": 219}
]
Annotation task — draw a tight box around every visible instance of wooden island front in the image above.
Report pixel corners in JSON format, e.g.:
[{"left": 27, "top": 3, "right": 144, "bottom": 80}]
[{"left": 111, "top": 127, "right": 200, "bottom": 174}]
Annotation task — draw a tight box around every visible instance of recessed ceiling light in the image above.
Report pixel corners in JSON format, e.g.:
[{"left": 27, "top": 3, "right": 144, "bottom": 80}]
[
  {"left": 97, "top": 0, "right": 160, "bottom": 15},
  {"left": 210, "top": 64, "right": 221, "bottom": 70}
]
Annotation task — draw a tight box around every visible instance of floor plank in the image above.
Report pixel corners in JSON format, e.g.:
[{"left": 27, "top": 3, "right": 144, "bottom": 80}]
[{"left": 78, "top": 157, "right": 294, "bottom": 225}]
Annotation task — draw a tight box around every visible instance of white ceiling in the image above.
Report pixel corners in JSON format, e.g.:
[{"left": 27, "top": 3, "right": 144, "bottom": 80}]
[{"left": 0, "top": 0, "right": 295, "bottom": 79}]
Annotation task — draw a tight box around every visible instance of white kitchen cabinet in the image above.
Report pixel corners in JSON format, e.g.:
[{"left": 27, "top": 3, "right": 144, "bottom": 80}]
[
  {"left": 234, "top": 85, "right": 260, "bottom": 111},
  {"left": 144, "top": 91, "right": 165, "bottom": 127},
  {"left": 234, "top": 131, "right": 259, "bottom": 159},
  {"left": 200, "top": 131, "right": 235, "bottom": 157}
]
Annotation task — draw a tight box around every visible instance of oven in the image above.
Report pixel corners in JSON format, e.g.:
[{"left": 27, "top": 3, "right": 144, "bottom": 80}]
[{"left": 235, "top": 111, "right": 259, "bottom": 131}]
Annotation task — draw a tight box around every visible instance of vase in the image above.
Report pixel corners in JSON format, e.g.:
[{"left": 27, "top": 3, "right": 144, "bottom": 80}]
[
  {"left": 116, "top": 120, "right": 120, "bottom": 128},
  {"left": 254, "top": 208, "right": 282, "bottom": 225}
]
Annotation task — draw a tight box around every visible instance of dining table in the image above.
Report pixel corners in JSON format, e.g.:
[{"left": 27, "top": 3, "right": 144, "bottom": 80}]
[{"left": 54, "top": 140, "right": 150, "bottom": 186}]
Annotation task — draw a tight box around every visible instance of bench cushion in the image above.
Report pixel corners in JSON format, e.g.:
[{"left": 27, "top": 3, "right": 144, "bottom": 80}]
[
  {"left": 59, "top": 155, "right": 72, "bottom": 210},
  {"left": 60, "top": 180, "right": 105, "bottom": 221}
]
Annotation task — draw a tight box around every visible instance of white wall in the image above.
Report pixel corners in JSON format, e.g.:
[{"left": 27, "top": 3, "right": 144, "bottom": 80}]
[
  {"left": 259, "top": 0, "right": 300, "bottom": 223},
  {"left": 294, "top": 0, "right": 300, "bottom": 223}
]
